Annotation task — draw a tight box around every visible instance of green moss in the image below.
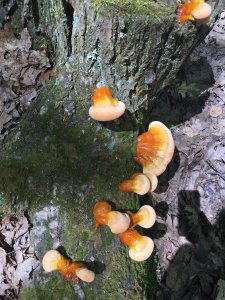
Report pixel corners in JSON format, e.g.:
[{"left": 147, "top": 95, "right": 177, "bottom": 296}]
[
  {"left": 1, "top": 76, "right": 157, "bottom": 299},
  {"left": 93, "top": 0, "right": 175, "bottom": 18}
]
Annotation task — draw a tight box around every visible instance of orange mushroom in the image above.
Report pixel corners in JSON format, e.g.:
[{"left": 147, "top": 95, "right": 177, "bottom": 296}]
[
  {"left": 42, "top": 250, "right": 95, "bottom": 283},
  {"left": 128, "top": 205, "right": 156, "bottom": 229},
  {"left": 177, "top": 0, "right": 212, "bottom": 25},
  {"left": 89, "top": 86, "right": 126, "bottom": 121},
  {"left": 134, "top": 121, "right": 174, "bottom": 176},
  {"left": 119, "top": 173, "right": 151, "bottom": 195},
  {"left": 94, "top": 201, "right": 130, "bottom": 234},
  {"left": 120, "top": 229, "right": 154, "bottom": 261}
]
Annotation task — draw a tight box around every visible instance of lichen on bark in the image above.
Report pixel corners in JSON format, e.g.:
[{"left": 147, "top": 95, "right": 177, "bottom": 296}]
[{"left": 0, "top": 0, "right": 224, "bottom": 298}]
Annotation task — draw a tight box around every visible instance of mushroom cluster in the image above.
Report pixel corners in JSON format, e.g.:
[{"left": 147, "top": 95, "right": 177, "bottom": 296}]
[
  {"left": 89, "top": 86, "right": 126, "bottom": 121},
  {"left": 177, "top": 0, "right": 212, "bottom": 25},
  {"left": 42, "top": 250, "right": 95, "bottom": 283},
  {"left": 119, "top": 121, "right": 174, "bottom": 195},
  {"left": 94, "top": 201, "right": 156, "bottom": 261}
]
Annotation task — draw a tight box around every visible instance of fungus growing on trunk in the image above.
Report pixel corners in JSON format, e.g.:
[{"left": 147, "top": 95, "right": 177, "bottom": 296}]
[
  {"left": 128, "top": 205, "right": 156, "bottom": 229},
  {"left": 94, "top": 201, "right": 130, "bottom": 234},
  {"left": 89, "top": 86, "right": 126, "bottom": 121},
  {"left": 42, "top": 250, "right": 95, "bottom": 283},
  {"left": 134, "top": 121, "right": 174, "bottom": 176},
  {"left": 120, "top": 229, "right": 154, "bottom": 261},
  {"left": 119, "top": 173, "right": 151, "bottom": 195},
  {"left": 177, "top": 0, "right": 212, "bottom": 25}
]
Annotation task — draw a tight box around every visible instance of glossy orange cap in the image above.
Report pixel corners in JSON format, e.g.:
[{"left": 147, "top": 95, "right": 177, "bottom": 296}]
[{"left": 134, "top": 121, "right": 174, "bottom": 176}]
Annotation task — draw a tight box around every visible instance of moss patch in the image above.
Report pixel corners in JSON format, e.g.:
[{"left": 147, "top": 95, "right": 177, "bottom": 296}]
[
  {"left": 0, "top": 77, "right": 157, "bottom": 299},
  {"left": 93, "top": 0, "right": 175, "bottom": 18}
]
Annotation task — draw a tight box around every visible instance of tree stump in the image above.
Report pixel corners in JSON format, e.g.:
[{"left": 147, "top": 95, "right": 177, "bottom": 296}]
[{"left": 0, "top": 0, "right": 223, "bottom": 298}]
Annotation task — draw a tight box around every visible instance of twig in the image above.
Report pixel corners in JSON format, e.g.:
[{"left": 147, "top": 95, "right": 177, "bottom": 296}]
[{"left": 206, "top": 160, "right": 225, "bottom": 181}]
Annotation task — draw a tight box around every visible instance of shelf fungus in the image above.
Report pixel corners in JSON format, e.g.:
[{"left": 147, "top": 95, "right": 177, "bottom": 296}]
[
  {"left": 177, "top": 0, "right": 212, "bottom": 25},
  {"left": 119, "top": 173, "right": 151, "bottom": 195},
  {"left": 94, "top": 201, "right": 130, "bottom": 234},
  {"left": 42, "top": 250, "right": 95, "bottom": 283},
  {"left": 120, "top": 229, "right": 154, "bottom": 261},
  {"left": 128, "top": 205, "right": 156, "bottom": 229},
  {"left": 89, "top": 86, "right": 126, "bottom": 121},
  {"left": 134, "top": 121, "right": 174, "bottom": 177}
]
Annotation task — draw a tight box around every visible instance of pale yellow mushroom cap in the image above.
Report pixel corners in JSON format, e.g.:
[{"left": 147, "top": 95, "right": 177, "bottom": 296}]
[
  {"left": 107, "top": 211, "right": 131, "bottom": 234},
  {"left": 192, "top": 2, "right": 212, "bottom": 21},
  {"left": 129, "top": 236, "right": 154, "bottom": 261},
  {"left": 42, "top": 250, "right": 62, "bottom": 272},
  {"left": 76, "top": 267, "right": 95, "bottom": 283},
  {"left": 136, "top": 205, "right": 156, "bottom": 228},
  {"left": 89, "top": 101, "right": 125, "bottom": 121},
  {"left": 133, "top": 174, "right": 151, "bottom": 195},
  {"left": 143, "top": 173, "right": 158, "bottom": 192}
]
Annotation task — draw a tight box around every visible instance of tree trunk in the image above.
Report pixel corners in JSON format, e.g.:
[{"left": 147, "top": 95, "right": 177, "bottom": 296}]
[{"left": 0, "top": 0, "right": 223, "bottom": 299}]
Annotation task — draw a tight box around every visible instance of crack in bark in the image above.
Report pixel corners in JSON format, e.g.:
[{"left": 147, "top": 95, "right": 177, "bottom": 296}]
[{"left": 62, "top": 0, "right": 74, "bottom": 57}]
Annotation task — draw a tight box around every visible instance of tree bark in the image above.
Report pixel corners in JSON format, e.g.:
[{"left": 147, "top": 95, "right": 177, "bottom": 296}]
[{"left": 0, "top": 0, "right": 224, "bottom": 299}]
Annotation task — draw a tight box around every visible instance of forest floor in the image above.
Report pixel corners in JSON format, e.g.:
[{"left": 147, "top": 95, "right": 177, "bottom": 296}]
[{"left": 149, "top": 10, "right": 225, "bottom": 300}]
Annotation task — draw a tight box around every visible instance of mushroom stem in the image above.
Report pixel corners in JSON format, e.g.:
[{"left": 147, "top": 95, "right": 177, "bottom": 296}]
[
  {"left": 119, "top": 173, "right": 151, "bottom": 195},
  {"left": 94, "top": 201, "right": 131, "bottom": 234},
  {"left": 42, "top": 250, "right": 95, "bottom": 283},
  {"left": 120, "top": 229, "right": 154, "bottom": 261},
  {"left": 128, "top": 205, "right": 156, "bottom": 228}
]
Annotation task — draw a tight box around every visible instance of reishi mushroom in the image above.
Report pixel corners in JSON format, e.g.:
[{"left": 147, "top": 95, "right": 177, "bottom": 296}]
[
  {"left": 89, "top": 86, "right": 126, "bottom": 121},
  {"left": 128, "top": 205, "right": 156, "bottom": 229},
  {"left": 120, "top": 229, "right": 154, "bottom": 261},
  {"left": 177, "top": 0, "right": 212, "bottom": 25},
  {"left": 134, "top": 121, "right": 174, "bottom": 177},
  {"left": 42, "top": 250, "right": 95, "bottom": 283},
  {"left": 94, "top": 201, "right": 130, "bottom": 234},
  {"left": 119, "top": 173, "right": 151, "bottom": 195}
]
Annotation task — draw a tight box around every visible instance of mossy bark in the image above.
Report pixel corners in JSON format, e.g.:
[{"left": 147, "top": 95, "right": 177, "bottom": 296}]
[{"left": 0, "top": 0, "right": 224, "bottom": 299}]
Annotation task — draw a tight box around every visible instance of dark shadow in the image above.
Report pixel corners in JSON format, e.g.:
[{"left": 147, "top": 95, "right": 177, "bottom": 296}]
[
  {"left": 155, "top": 147, "right": 180, "bottom": 194},
  {"left": 149, "top": 57, "right": 214, "bottom": 128},
  {"left": 85, "top": 261, "right": 106, "bottom": 275},
  {"left": 100, "top": 56, "right": 214, "bottom": 132},
  {"left": 56, "top": 246, "right": 105, "bottom": 275},
  {"left": 159, "top": 190, "right": 225, "bottom": 300}
]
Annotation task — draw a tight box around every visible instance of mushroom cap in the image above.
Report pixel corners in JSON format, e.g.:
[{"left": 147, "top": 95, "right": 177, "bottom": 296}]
[
  {"left": 107, "top": 211, "right": 131, "bottom": 234},
  {"left": 89, "top": 101, "right": 125, "bottom": 121},
  {"left": 89, "top": 86, "right": 126, "bottom": 121},
  {"left": 119, "top": 173, "right": 151, "bottom": 195},
  {"left": 192, "top": 2, "right": 212, "bottom": 21},
  {"left": 135, "top": 121, "right": 174, "bottom": 176},
  {"left": 136, "top": 205, "right": 156, "bottom": 228},
  {"left": 42, "top": 250, "right": 62, "bottom": 272},
  {"left": 129, "top": 236, "right": 154, "bottom": 261},
  {"left": 177, "top": 0, "right": 204, "bottom": 24},
  {"left": 76, "top": 267, "right": 95, "bottom": 283},
  {"left": 143, "top": 173, "right": 158, "bottom": 192},
  {"left": 94, "top": 201, "right": 112, "bottom": 227}
]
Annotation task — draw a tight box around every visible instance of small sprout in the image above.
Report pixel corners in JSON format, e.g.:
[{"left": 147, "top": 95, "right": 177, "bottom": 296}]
[
  {"left": 120, "top": 229, "right": 154, "bottom": 261},
  {"left": 89, "top": 86, "right": 126, "bottom": 121},
  {"left": 42, "top": 250, "right": 95, "bottom": 283},
  {"left": 94, "top": 201, "right": 130, "bottom": 234},
  {"left": 119, "top": 173, "right": 151, "bottom": 195},
  {"left": 128, "top": 205, "right": 156, "bottom": 229},
  {"left": 134, "top": 121, "right": 174, "bottom": 176}
]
